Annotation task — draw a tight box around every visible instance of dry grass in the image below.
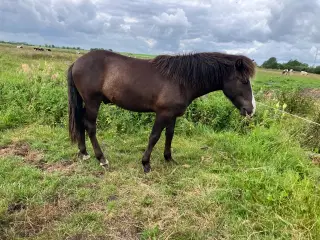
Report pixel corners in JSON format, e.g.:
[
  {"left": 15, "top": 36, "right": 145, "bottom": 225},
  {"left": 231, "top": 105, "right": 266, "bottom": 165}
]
[
  {"left": 2, "top": 197, "right": 72, "bottom": 239},
  {"left": 0, "top": 141, "right": 77, "bottom": 174},
  {"left": 0, "top": 141, "right": 44, "bottom": 163}
]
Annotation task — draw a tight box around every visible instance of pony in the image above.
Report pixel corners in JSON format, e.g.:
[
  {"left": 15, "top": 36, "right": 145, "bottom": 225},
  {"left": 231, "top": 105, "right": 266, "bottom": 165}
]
[{"left": 67, "top": 50, "right": 256, "bottom": 173}]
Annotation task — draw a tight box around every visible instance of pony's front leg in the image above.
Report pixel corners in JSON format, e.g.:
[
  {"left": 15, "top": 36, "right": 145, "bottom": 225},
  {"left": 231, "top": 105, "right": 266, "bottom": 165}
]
[{"left": 142, "top": 114, "right": 172, "bottom": 173}]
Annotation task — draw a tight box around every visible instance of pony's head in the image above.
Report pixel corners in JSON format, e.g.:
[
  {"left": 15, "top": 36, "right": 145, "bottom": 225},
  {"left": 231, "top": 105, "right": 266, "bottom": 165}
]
[{"left": 222, "top": 58, "right": 256, "bottom": 117}]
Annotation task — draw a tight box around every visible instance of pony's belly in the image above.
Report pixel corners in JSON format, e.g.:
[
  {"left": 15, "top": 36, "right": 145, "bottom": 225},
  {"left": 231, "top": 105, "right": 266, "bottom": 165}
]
[
  {"left": 102, "top": 75, "right": 159, "bottom": 112},
  {"left": 111, "top": 98, "right": 154, "bottom": 112},
  {"left": 104, "top": 90, "right": 155, "bottom": 112}
]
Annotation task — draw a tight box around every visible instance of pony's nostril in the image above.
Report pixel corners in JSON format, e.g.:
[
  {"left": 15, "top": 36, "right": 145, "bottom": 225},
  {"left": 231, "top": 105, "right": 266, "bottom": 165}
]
[
  {"left": 240, "top": 108, "right": 247, "bottom": 116},
  {"left": 242, "top": 107, "right": 254, "bottom": 117},
  {"left": 247, "top": 108, "right": 255, "bottom": 117}
]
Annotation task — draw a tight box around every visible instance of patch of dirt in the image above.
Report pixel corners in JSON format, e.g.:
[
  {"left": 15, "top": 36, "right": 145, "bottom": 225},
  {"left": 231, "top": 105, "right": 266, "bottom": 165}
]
[
  {"left": 6, "top": 199, "right": 71, "bottom": 238},
  {"left": 0, "top": 141, "right": 76, "bottom": 174},
  {"left": 264, "top": 90, "right": 274, "bottom": 100},
  {"left": 51, "top": 73, "right": 59, "bottom": 80},
  {"left": 21, "top": 63, "right": 31, "bottom": 73},
  {"left": 0, "top": 142, "right": 43, "bottom": 164},
  {"left": 7, "top": 202, "right": 26, "bottom": 214},
  {"left": 310, "top": 153, "right": 320, "bottom": 165},
  {"left": 92, "top": 171, "right": 107, "bottom": 178},
  {"left": 45, "top": 161, "right": 77, "bottom": 175},
  {"left": 301, "top": 88, "right": 320, "bottom": 99},
  {"left": 107, "top": 195, "right": 118, "bottom": 202},
  {"left": 62, "top": 204, "right": 140, "bottom": 240},
  {"left": 66, "top": 234, "right": 108, "bottom": 240},
  {"left": 104, "top": 213, "right": 142, "bottom": 240}
]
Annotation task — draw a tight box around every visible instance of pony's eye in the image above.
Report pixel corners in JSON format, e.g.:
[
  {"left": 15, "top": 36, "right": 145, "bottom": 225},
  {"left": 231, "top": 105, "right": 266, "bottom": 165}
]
[{"left": 240, "top": 79, "right": 249, "bottom": 84}]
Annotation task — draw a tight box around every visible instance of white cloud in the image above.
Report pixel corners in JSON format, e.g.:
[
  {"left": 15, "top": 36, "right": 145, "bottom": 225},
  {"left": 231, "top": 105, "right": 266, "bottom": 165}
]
[
  {"left": 120, "top": 24, "right": 131, "bottom": 32},
  {"left": 137, "top": 36, "right": 157, "bottom": 48},
  {"left": 152, "top": 8, "right": 190, "bottom": 27},
  {"left": 124, "top": 17, "right": 139, "bottom": 23},
  {"left": 225, "top": 47, "right": 257, "bottom": 55}
]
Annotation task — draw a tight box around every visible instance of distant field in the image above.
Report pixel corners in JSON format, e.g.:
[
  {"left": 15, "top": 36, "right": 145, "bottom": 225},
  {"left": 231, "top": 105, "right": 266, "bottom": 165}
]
[
  {"left": 255, "top": 68, "right": 320, "bottom": 90},
  {"left": 1, "top": 43, "right": 320, "bottom": 239}
]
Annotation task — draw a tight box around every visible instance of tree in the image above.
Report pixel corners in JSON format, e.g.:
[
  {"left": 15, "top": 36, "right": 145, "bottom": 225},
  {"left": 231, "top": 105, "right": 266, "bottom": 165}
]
[
  {"left": 313, "top": 66, "right": 320, "bottom": 74},
  {"left": 261, "top": 57, "right": 279, "bottom": 69},
  {"left": 90, "top": 48, "right": 104, "bottom": 51},
  {"left": 283, "top": 59, "right": 309, "bottom": 71}
]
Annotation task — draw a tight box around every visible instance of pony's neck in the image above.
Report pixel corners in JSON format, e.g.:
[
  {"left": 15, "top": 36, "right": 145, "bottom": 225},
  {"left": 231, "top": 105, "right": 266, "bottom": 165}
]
[{"left": 189, "top": 77, "right": 224, "bottom": 100}]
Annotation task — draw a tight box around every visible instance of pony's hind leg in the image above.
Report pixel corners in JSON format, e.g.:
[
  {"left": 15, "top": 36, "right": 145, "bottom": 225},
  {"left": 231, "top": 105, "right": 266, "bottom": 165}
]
[
  {"left": 164, "top": 118, "right": 177, "bottom": 163},
  {"left": 83, "top": 101, "right": 109, "bottom": 169},
  {"left": 71, "top": 106, "right": 90, "bottom": 160},
  {"left": 78, "top": 121, "right": 90, "bottom": 160}
]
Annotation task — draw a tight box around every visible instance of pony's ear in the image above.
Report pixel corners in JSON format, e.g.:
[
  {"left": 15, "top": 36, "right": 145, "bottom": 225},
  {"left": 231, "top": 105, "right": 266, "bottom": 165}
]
[{"left": 235, "top": 58, "right": 244, "bottom": 71}]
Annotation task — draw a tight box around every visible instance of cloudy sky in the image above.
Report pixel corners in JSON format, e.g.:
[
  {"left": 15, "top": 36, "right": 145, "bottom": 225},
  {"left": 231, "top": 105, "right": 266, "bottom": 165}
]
[{"left": 0, "top": 0, "right": 320, "bottom": 65}]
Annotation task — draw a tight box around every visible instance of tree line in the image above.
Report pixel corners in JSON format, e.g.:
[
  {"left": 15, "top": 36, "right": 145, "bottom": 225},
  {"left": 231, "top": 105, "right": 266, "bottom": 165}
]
[
  {"left": 261, "top": 57, "right": 320, "bottom": 74},
  {"left": 1, "top": 40, "right": 114, "bottom": 52},
  {"left": 0, "top": 40, "right": 82, "bottom": 50}
]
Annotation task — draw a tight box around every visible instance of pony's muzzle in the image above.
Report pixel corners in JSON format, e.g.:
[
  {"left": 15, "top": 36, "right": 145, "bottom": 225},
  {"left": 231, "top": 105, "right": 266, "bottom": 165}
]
[{"left": 241, "top": 107, "right": 254, "bottom": 117}]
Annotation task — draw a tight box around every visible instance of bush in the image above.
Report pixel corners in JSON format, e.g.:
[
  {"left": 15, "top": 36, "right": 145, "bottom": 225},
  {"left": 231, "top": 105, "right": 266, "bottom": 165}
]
[
  {"left": 275, "top": 90, "right": 316, "bottom": 116},
  {"left": 301, "top": 111, "right": 320, "bottom": 153}
]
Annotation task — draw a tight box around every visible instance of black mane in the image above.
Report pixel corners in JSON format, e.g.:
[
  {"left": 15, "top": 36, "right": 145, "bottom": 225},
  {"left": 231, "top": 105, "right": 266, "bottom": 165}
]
[{"left": 150, "top": 52, "right": 255, "bottom": 89}]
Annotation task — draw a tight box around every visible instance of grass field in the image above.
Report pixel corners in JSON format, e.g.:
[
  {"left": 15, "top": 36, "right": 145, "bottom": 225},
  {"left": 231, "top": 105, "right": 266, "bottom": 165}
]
[{"left": 1, "top": 44, "right": 320, "bottom": 240}]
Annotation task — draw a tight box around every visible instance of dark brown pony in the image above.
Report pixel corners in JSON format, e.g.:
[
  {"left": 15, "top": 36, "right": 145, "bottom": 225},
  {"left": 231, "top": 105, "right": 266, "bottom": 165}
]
[{"left": 67, "top": 50, "right": 256, "bottom": 173}]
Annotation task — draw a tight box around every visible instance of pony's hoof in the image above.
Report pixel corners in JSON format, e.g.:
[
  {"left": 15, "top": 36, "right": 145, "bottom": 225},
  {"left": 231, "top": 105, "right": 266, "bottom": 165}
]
[
  {"left": 143, "top": 164, "right": 151, "bottom": 173},
  {"left": 78, "top": 152, "right": 90, "bottom": 160},
  {"left": 100, "top": 161, "right": 109, "bottom": 170},
  {"left": 82, "top": 154, "right": 91, "bottom": 160}
]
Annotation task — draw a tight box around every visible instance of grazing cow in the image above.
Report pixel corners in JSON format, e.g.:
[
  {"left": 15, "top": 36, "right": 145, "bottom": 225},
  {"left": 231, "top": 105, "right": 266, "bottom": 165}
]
[
  {"left": 282, "top": 69, "right": 289, "bottom": 75},
  {"left": 17, "top": 45, "right": 23, "bottom": 48},
  {"left": 47, "top": 48, "right": 51, "bottom": 51},
  {"left": 76, "top": 51, "right": 81, "bottom": 54},
  {"left": 289, "top": 69, "right": 293, "bottom": 75},
  {"left": 34, "top": 47, "right": 44, "bottom": 51},
  {"left": 300, "top": 71, "right": 308, "bottom": 76}
]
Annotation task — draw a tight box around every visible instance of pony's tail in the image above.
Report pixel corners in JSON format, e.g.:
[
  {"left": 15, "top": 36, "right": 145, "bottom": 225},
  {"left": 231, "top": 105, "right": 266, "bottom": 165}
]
[{"left": 67, "top": 63, "right": 84, "bottom": 144}]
